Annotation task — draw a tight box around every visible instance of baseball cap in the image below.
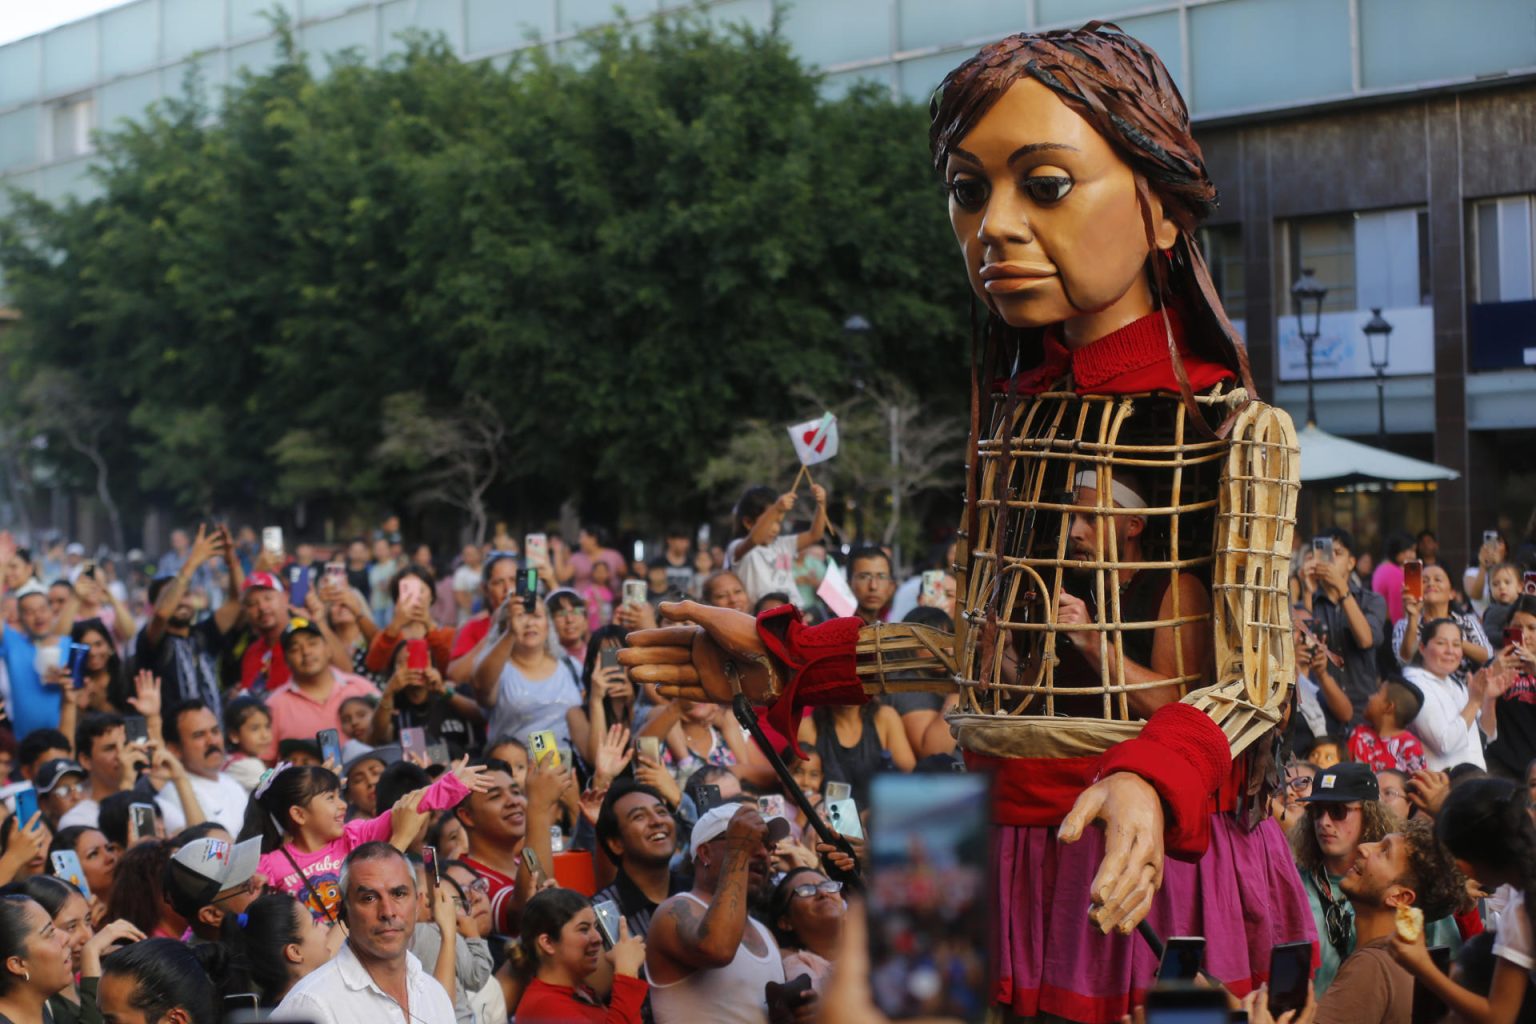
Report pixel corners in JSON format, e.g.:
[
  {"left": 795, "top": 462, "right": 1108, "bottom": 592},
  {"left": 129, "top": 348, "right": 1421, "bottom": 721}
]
[
  {"left": 242, "top": 571, "right": 285, "bottom": 594},
  {"left": 689, "top": 802, "right": 791, "bottom": 859},
  {"left": 34, "top": 759, "right": 85, "bottom": 795},
  {"left": 165, "top": 836, "right": 262, "bottom": 911},
  {"left": 343, "top": 744, "right": 400, "bottom": 778},
  {"left": 279, "top": 616, "right": 323, "bottom": 648},
  {"left": 12, "top": 580, "right": 46, "bottom": 601},
  {"left": 65, "top": 543, "right": 85, "bottom": 557},
  {"left": 545, "top": 587, "right": 587, "bottom": 609},
  {"left": 1301, "top": 762, "right": 1379, "bottom": 804}
]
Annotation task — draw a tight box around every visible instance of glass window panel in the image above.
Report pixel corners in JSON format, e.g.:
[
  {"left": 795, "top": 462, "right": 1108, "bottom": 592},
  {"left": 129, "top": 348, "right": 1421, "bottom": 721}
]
[
  {"left": 1416, "top": 210, "right": 1431, "bottom": 305},
  {"left": 1197, "top": 224, "right": 1245, "bottom": 320},
  {"left": 467, "top": 0, "right": 547, "bottom": 54},
  {"left": 898, "top": 0, "right": 1029, "bottom": 52},
  {"left": 1497, "top": 196, "right": 1534, "bottom": 303},
  {"left": 303, "top": 10, "right": 376, "bottom": 76},
  {"left": 231, "top": 0, "right": 297, "bottom": 40},
  {"left": 49, "top": 97, "right": 94, "bottom": 160},
  {"left": 1038, "top": 0, "right": 1158, "bottom": 25},
  {"left": 0, "top": 108, "right": 40, "bottom": 171},
  {"left": 42, "top": 20, "right": 98, "bottom": 97},
  {"left": 163, "top": 0, "right": 225, "bottom": 61},
  {"left": 558, "top": 0, "right": 655, "bottom": 35},
  {"left": 0, "top": 39, "right": 41, "bottom": 107},
  {"left": 41, "top": 155, "right": 101, "bottom": 204},
  {"left": 99, "top": 72, "right": 162, "bottom": 128},
  {"left": 708, "top": 0, "right": 773, "bottom": 33},
  {"left": 1476, "top": 201, "right": 1500, "bottom": 303},
  {"left": 1188, "top": 0, "right": 1352, "bottom": 114},
  {"left": 1112, "top": 12, "right": 1184, "bottom": 94},
  {"left": 305, "top": 0, "right": 360, "bottom": 18},
  {"left": 897, "top": 49, "right": 972, "bottom": 103},
  {"left": 783, "top": 0, "right": 891, "bottom": 69},
  {"left": 380, "top": 0, "right": 414, "bottom": 55},
  {"left": 229, "top": 35, "right": 283, "bottom": 78},
  {"left": 1361, "top": 0, "right": 1536, "bottom": 90},
  {"left": 1354, "top": 208, "right": 1422, "bottom": 310},
  {"left": 411, "top": 0, "right": 465, "bottom": 50},
  {"left": 821, "top": 66, "right": 895, "bottom": 100},
  {"left": 100, "top": 1, "right": 158, "bottom": 78},
  {"left": 1287, "top": 214, "right": 1356, "bottom": 313}
]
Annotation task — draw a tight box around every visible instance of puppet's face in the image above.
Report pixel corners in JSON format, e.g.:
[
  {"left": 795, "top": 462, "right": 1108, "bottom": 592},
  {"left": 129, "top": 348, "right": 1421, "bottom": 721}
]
[{"left": 944, "top": 78, "right": 1178, "bottom": 346}]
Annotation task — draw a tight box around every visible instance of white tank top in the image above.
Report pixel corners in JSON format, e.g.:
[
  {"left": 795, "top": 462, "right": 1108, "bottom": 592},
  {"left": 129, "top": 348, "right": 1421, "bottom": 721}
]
[{"left": 647, "top": 893, "right": 786, "bottom": 1024}]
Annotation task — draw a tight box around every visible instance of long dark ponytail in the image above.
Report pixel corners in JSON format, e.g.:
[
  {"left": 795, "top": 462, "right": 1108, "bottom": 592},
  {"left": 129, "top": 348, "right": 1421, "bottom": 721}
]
[
  {"left": 239, "top": 765, "right": 341, "bottom": 852},
  {"left": 1435, "top": 776, "right": 1536, "bottom": 933}
]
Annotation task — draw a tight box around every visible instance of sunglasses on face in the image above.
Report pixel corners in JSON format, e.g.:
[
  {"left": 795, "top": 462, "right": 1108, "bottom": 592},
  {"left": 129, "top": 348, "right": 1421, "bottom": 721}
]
[
  {"left": 791, "top": 880, "right": 843, "bottom": 900},
  {"left": 1307, "top": 802, "right": 1358, "bottom": 822}
]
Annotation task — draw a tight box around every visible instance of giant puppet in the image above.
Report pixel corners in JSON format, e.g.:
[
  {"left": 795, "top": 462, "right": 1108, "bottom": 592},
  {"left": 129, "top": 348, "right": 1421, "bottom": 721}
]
[{"left": 621, "top": 23, "right": 1313, "bottom": 1022}]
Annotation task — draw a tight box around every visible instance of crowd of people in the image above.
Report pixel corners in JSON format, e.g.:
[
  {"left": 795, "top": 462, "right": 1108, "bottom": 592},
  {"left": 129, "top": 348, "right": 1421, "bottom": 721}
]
[{"left": 0, "top": 499, "right": 1535, "bottom": 1024}]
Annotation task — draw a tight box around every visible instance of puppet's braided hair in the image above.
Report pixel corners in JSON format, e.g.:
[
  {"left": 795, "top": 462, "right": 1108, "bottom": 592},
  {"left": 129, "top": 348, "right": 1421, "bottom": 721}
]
[{"left": 929, "top": 23, "right": 1256, "bottom": 412}]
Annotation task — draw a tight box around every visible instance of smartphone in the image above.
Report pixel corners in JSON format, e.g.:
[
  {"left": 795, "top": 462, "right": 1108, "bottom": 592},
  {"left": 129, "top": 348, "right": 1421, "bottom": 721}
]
[
  {"left": 520, "top": 847, "right": 547, "bottom": 885},
  {"left": 1267, "top": 940, "right": 1312, "bottom": 1017},
  {"left": 123, "top": 715, "right": 149, "bottom": 746},
  {"left": 262, "top": 527, "right": 283, "bottom": 555},
  {"left": 316, "top": 728, "right": 342, "bottom": 766},
  {"left": 1411, "top": 945, "right": 1452, "bottom": 1024},
  {"left": 524, "top": 533, "right": 548, "bottom": 566},
  {"left": 129, "top": 803, "right": 157, "bottom": 844},
  {"left": 918, "top": 570, "right": 945, "bottom": 608},
  {"left": 1525, "top": 571, "right": 1536, "bottom": 597},
  {"left": 425, "top": 741, "right": 450, "bottom": 765},
  {"left": 67, "top": 641, "right": 90, "bottom": 689},
  {"left": 622, "top": 579, "right": 647, "bottom": 607},
  {"left": 223, "top": 994, "right": 260, "bottom": 1016},
  {"left": 758, "top": 794, "right": 786, "bottom": 820},
  {"left": 870, "top": 773, "right": 991, "bottom": 1022},
  {"left": 13, "top": 787, "right": 38, "bottom": 828},
  {"left": 406, "top": 638, "right": 430, "bottom": 671},
  {"left": 422, "top": 845, "right": 439, "bottom": 892},
  {"left": 592, "top": 899, "right": 622, "bottom": 950},
  {"left": 826, "top": 797, "right": 864, "bottom": 840},
  {"left": 693, "top": 782, "right": 722, "bottom": 814},
  {"left": 324, "top": 561, "right": 347, "bottom": 586},
  {"left": 528, "top": 730, "right": 561, "bottom": 769},
  {"left": 1143, "top": 987, "right": 1230, "bottom": 1024},
  {"left": 1404, "top": 559, "right": 1423, "bottom": 600},
  {"left": 1506, "top": 626, "right": 1524, "bottom": 650},
  {"left": 400, "top": 726, "right": 427, "bottom": 761},
  {"left": 600, "top": 648, "right": 621, "bottom": 673},
  {"left": 1312, "top": 536, "right": 1333, "bottom": 562},
  {"left": 516, "top": 567, "right": 539, "bottom": 609},
  {"left": 632, "top": 540, "right": 645, "bottom": 564},
  {"left": 824, "top": 781, "right": 852, "bottom": 803},
  {"left": 1156, "top": 937, "right": 1206, "bottom": 983},
  {"left": 398, "top": 575, "right": 428, "bottom": 608},
  {"left": 80, "top": 560, "right": 97, "bottom": 579},
  {"left": 50, "top": 850, "right": 90, "bottom": 898},
  {"left": 1484, "top": 530, "right": 1501, "bottom": 547},
  {"left": 637, "top": 736, "right": 662, "bottom": 763}
]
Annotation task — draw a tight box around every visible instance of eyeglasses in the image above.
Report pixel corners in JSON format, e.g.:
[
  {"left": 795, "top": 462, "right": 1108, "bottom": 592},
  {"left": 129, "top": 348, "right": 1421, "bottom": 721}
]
[
  {"left": 1378, "top": 787, "right": 1406, "bottom": 801},
  {"left": 552, "top": 609, "right": 586, "bottom": 620},
  {"left": 852, "top": 573, "right": 891, "bottom": 584},
  {"left": 1286, "top": 776, "right": 1314, "bottom": 794},
  {"left": 791, "top": 880, "right": 843, "bottom": 900},
  {"left": 49, "top": 784, "right": 86, "bottom": 800},
  {"left": 1306, "top": 802, "right": 1358, "bottom": 822},
  {"left": 461, "top": 877, "right": 489, "bottom": 897},
  {"left": 213, "top": 877, "right": 262, "bottom": 903}
]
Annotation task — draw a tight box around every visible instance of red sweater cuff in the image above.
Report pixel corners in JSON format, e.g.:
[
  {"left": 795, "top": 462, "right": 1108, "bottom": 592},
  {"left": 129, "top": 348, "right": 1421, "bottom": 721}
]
[
  {"left": 1097, "top": 702, "right": 1231, "bottom": 858},
  {"left": 756, "top": 605, "right": 865, "bottom": 759}
]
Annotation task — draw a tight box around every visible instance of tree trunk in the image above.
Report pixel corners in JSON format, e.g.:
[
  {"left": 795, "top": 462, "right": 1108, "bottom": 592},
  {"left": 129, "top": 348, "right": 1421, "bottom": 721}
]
[{"left": 73, "top": 437, "right": 125, "bottom": 555}]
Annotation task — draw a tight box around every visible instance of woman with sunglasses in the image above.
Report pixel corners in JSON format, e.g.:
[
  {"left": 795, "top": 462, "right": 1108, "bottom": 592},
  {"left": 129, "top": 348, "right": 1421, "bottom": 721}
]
[
  {"left": 1288, "top": 762, "right": 1397, "bottom": 996},
  {"left": 769, "top": 868, "right": 845, "bottom": 995}
]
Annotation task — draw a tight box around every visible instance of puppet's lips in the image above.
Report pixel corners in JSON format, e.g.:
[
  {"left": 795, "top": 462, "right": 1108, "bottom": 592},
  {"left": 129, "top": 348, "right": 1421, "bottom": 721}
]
[{"left": 980, "top": 260, "right": 1057, "bottom": 280}]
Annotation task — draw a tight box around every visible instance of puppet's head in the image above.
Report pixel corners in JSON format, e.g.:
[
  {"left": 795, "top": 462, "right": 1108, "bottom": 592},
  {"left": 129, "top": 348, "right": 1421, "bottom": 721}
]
[{"left": 930, "top": 23, "right": 1251, "bottom": 393}]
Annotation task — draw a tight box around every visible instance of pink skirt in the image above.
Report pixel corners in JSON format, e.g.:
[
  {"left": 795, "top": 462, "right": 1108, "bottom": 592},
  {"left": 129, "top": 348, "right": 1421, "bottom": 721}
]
[{"left": 994, "top": 814, "right": 1316, "bottom": 1023}]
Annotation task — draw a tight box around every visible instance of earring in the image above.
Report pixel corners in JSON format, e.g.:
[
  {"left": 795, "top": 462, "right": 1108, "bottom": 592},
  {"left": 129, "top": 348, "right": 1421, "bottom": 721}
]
[{"left": 21, "top": 970, "right": 28, "bottom": 982}]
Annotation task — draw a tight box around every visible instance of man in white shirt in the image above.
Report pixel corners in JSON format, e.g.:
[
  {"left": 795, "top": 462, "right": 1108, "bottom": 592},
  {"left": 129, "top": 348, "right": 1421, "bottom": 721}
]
[
  {"left": 277, "top": 842, "right": 456, "bottom": 1024},
  {"left": 156, "top": 698, "right": 249, "bottom": 834}
]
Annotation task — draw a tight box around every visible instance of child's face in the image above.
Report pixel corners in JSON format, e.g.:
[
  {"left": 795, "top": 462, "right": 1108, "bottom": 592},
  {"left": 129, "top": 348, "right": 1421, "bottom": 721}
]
[
  {"left": 1311, "top": 742, "right": 1342, "bottom": 770},
  {"left": 237, "top": 712, "right": 275, "bottom": 762},
  {"left": 790, "top": 753, "right": 824, "bottom": 804},
  {"left": 301, "top": 789, "right": 348, "bottom": 840},
  {"left": 339, "top": 701, "right": 372, "bottom": 741},
  {"left": 1365, "top": 684, "right": 1390, "bottom": 725},
  {"left": 1491, "top": 567, "right": 1521, "bottom": 605},
  {"left": 491, "top": 743, "right": 528, "bottom": 788}
]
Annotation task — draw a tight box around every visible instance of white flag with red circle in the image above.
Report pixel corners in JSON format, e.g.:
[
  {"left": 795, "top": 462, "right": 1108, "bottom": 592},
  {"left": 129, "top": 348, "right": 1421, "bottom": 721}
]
[{"left": 788, "top": 412, "right": 839, "bottom": 466}]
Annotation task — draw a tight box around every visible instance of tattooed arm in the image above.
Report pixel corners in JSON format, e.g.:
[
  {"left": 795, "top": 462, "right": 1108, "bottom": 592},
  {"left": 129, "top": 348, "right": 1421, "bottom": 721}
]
[{"left": 645, "top": 807, "right": 768, "bottom": 972}]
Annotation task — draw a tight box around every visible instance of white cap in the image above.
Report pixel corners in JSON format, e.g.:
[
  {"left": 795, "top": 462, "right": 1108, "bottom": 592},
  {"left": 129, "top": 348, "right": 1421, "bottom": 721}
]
[
  {"left": 689, "top": 803, "right": 791, "bottom": 859},
  {"left": 1072, "top": 470, "right": 1148, "bottom": 511},
  {"left": 12, "top": 580, "right": 46, "bottom": 601},
  {"left": 65, "top": 543, "right": 85, "bottom": 557},
  {"left": 170, "top": 836, "right": 262, "bottom": 894}
]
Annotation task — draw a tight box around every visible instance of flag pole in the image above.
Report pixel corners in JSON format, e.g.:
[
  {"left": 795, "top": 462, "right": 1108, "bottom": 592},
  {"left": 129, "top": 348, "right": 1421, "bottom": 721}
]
[{"left": 790, "top": 464, "right": 809, "bottom": 495}]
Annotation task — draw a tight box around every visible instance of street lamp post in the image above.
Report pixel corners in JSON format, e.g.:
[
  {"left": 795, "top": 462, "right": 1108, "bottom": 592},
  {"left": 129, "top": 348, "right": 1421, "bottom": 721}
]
[
  {"left": 1290, "top": 267, "right": 1329, "bottom": 427},
  {"left": 1363, "top": 307, "right": 1394, "bottom": 443}
]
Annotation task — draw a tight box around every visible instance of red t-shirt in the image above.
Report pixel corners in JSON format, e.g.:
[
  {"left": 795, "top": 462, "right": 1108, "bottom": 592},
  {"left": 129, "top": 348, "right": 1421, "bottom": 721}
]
[
  {"left": 451, "top": 616, "right": 491, "bottom": 661},
  {"left": 516, "top": 975, "right": 647, "bottom": 1024},
  {"left": 239, "top": 634, "right": 290, "bottom": 691},
  {"left": 1348, "top": 724, "right": 1427, "bottom": 773},
  {"left": 462, "top": 855, "right": 520, "bottom": 936}
]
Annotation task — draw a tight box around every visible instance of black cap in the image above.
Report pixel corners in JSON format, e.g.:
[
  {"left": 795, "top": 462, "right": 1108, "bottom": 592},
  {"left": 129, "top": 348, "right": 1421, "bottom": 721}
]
[
  {"left": 1301, "top": 762, "right": 1379, "bottom": 804},
  {"left": 279, "top": 616, "right": 324, "bottom": 649},
  {"left": 34, "top": 759, "right": 86, "bottom": 795}
]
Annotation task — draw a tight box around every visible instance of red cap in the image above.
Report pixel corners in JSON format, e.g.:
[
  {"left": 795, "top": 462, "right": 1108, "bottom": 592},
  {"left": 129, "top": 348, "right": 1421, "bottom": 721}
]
[{"left": 243, "top": 571, "right": 285, "bottom": 594}]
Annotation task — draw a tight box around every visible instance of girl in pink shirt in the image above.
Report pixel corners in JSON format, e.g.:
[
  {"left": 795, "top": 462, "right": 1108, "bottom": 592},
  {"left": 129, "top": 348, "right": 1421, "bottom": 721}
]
[{"left": 243, "top": 759, "right": 488, "bottom": 922}]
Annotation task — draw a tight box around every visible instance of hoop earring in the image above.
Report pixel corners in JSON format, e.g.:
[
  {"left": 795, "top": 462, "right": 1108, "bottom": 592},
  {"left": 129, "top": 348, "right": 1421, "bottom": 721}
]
[{"left": 21, "top": 970, "right": 29, "bottom": 982}]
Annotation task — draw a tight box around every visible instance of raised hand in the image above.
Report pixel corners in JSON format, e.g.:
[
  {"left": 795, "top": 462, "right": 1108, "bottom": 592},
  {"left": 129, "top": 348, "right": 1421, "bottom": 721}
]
[
  {"left": 450, "top": 757, "right": 492, "bottom": 793},
  {"left": 81, "top": 919, "right": 147, "bottom": 978},
  {"left": 187, "top": 524, "right": 224, "bottom": 571},
  {"left": 0, "top": 531, "right": 16, "bottom": 571},
  {"left": 127, "top": 670, "right": 162, "bottom": 720},
  {"left": 810, "top": 483, "right": 827, "bottom": 508},
  {"left": 592, "top": 724, "right": 633, "bottom": 787},
  {"left": 618, "top": 601, "right": 780, "bottom": 705},
  {"left": 1059, "top": 772, "right": 1165, "bottom": 935},
  {"left": 389, "top": 787, "right": 430, "bottom": 848},
  {"left": 633, "top": 752, "right": 682, "bottom": 808},
  {"left": 608, "top": 916, "right": 647, "bottom": 978},
  {"left": 526, "top": 749, "right": 573, "bottom": 811}
]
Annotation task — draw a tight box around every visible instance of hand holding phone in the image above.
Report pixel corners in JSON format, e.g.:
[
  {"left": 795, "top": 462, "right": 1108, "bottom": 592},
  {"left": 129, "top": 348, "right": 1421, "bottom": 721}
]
[
  {"left": 529, "top": 730, "right": 561, "bottom": 770},
  {"left": 316, "top": 729, "right": 342, "bottom": 766},
  {"left": 1404, "top": 560, "right": 1424, "bottom": 601},
  {"left": 50, "top": 850, "right": 90, "bottom": 898}
]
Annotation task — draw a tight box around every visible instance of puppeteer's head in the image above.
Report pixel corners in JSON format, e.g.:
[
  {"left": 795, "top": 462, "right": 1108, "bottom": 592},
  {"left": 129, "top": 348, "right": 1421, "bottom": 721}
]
[{"left": 930, "top": 24, "right": 1243, "bottom": 370}]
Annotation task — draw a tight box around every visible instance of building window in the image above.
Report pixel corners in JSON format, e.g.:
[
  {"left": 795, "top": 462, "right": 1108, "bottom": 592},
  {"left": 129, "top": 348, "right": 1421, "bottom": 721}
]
[
  {"left": 1278, "top": 207, "right": 1430, "bottom": 313},
  {"left": 49, "top": 96, "right": 94, "bottom": 161},
  {"left": 1471, "top": 196, "right": 1535, "bottom": 303},
  {"left": 1197, "top": 224, "right": 1245, "bottom": 320}
]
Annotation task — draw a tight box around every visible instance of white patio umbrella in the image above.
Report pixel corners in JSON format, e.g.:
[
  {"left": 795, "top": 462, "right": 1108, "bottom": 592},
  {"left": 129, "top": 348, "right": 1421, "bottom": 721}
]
[{"left": 1296, "top": 422, "right": 1460, "bottom": 484}]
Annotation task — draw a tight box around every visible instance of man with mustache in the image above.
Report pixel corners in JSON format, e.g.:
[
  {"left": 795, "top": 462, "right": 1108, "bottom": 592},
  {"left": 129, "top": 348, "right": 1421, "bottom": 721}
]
[
  {"left": 276, "top": 841, "right": 456, "bottom": 1024},
  {"left": 157, "top": 698, "right": 249, "bottom": 834}
]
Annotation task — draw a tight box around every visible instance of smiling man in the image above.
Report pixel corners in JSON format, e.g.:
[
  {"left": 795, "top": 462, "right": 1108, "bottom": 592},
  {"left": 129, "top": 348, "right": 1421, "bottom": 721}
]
[
  {"left": 592, "top": 779, "right": 686, "bottom": 939},
  {"left": 265, "top": 617, "right": 380, "bottom": 747},
  {"left": 276, "top": 842, "right": 455, "bottom": 1024},
  {"left": 454, "top": 758, "right": 534, "bottom": 936},
  {"left": 157, "top": 698, "right": 249, "bottom": 834}
]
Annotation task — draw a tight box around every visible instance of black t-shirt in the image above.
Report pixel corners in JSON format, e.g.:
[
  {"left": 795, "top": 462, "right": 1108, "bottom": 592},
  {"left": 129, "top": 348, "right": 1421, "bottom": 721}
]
[
  {"left": 130, "top": 618, "right": 228, "bottom": 713},
  {"left": 393, "top": 693, "right": 473, "bottom": 758},
  {"left": 1487, "top": 672, "right": 1536, "bottom": 777}
]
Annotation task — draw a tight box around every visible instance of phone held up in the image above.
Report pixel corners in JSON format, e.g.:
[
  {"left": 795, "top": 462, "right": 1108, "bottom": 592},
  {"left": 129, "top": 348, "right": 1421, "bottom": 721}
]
[{"left": 1404, "top": 559, "right": 1424, "bottom": 601}]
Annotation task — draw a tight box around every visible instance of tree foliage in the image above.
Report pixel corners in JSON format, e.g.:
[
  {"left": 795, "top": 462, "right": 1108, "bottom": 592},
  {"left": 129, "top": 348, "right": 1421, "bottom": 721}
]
[{"left": 0, "top": 12, "right": 969, "bottom": 537}]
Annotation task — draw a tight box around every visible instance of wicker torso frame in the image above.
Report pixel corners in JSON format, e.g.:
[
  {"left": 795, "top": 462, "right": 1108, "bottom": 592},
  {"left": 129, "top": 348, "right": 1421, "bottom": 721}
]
[{"left": 858, "top": 388, "right": 1299, "bottom": 764}]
